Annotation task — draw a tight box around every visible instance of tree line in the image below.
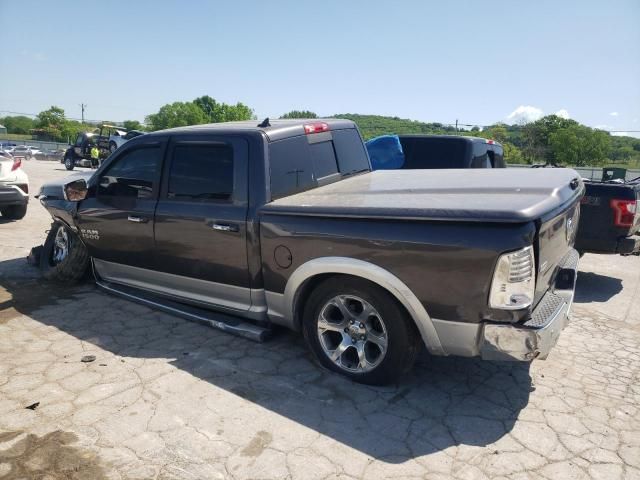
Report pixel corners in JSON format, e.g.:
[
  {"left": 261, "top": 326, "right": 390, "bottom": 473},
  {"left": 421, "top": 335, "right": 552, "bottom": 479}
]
[{"left": 2, "top": 102, "right": 639, "bottom": 167}]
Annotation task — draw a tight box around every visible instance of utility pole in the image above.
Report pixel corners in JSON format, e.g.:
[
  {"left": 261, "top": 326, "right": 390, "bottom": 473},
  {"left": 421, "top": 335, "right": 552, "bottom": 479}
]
[
  {"left": 80, "top": 103, "right": 86, "bottom": 124},
  {"left": 455, "top": 119, "right": 458, "bottom": 133}
]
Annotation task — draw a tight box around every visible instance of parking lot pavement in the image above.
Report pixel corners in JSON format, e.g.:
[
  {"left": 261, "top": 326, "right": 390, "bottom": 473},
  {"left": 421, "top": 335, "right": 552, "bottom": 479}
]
[{"left": 0, "top": 160, "right": 639, "bottom": 480}]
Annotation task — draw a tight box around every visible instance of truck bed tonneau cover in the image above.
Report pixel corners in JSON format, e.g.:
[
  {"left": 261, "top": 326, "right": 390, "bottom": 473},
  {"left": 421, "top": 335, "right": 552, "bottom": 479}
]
[{"left": 264, "top": 168, "right": 583, "bottom": 223}]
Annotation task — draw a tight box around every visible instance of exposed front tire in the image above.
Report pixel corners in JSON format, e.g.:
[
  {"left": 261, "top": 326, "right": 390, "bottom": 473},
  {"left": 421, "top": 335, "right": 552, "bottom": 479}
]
[
  {"left": 64, "top": 155, "right": 75, "bottom": 170},
  {"left": 302, "top": 276, "right": 421, "bottom": 385},
  {"left": 40, "top": 222, "right": 89, "bottom": 284},
  {"left": 1, "top": 205, "right": 27, "bottom": 220},
  {"left": 109, "top": 142, "right": 118, "bottom": 153}
]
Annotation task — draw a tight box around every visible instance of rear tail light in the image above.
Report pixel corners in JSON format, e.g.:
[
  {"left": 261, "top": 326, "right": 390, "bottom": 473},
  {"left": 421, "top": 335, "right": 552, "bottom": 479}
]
[
  {"left": 17, "top": 184, "right": 28, "bottom": 194},
  {"left": 303, "top": 122, "right": 329, "bottom": 134},
  {"left": 610, "top": 199, "right": 637, "bottom": 227},
  {"left": 11, "top": 158, "right": 21, "bottom": 171},
  {"left": 489, "top": 246, "right": 535, "bottom": 310}
]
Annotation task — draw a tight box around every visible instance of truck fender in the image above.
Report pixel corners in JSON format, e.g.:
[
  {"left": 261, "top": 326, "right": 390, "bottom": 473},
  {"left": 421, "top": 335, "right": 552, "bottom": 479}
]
[{"left": 271, "top": 257, "right": 446, "bottom": 356}]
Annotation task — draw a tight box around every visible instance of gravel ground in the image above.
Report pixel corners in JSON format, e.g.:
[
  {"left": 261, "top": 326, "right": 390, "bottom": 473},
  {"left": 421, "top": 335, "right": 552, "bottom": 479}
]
[{"left": 0, "top": 160, "right": 639, "bottom": 480}]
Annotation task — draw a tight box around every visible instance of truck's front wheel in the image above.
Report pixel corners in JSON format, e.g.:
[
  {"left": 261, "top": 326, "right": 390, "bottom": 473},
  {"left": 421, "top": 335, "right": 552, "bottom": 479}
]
[
  {"left": 40, "top": 222, "right": 89, "bottom": 284},
  {"left": 302, "top": 277, "right": 420, "bottom": 385},
  {"left": 64, "top": 155, "right": 75, "bottom": 170}
]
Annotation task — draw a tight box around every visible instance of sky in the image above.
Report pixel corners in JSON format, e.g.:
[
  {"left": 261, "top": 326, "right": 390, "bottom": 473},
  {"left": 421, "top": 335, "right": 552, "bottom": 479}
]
[{"left": 0, "top": 0, "right": 638, "bottom": 136}]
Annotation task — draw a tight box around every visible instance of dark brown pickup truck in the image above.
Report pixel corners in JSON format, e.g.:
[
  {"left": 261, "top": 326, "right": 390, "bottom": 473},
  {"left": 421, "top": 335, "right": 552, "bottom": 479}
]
[{"left": 37, "top": 119, "right": 583, "bottom": 384}]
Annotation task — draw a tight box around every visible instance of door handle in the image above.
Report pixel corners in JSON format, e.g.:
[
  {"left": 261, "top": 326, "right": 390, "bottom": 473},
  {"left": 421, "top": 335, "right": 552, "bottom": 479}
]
[
  {"left": 212, "top": 223, "right": 239, "bottom": 232},
  {"left": 127, "top": 215, "right": 148, "bottom": 223}
]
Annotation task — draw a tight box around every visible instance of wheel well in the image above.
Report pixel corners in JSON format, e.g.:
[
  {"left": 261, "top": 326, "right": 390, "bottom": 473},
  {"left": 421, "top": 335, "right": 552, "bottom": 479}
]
[{"left": 292, "top": 273, "right": 415, "bottom": 333}]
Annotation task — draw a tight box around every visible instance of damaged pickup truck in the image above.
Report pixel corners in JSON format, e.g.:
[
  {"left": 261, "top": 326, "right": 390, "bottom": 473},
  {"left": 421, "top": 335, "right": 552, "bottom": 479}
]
[{"left": 36, "top": 119, "right": 583, "bottom": 384}]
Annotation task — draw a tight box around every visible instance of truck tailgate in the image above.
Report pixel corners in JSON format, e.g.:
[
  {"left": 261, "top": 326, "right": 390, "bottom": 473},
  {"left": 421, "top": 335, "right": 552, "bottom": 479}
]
[{"left": 535, "top": 203, "right": 580, "bottom": 306}]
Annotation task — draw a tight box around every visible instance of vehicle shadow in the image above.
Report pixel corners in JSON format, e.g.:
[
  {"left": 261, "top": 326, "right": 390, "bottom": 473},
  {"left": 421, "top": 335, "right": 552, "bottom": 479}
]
[
  {"left": 574, "top": 271, "right": 623, "bottom": 303},
  {"left": 0, "top": 258, "right": 533, "bottom": 462}
]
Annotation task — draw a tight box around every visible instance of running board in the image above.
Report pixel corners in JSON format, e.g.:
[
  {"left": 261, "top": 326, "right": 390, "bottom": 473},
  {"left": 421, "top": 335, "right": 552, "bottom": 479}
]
[{"left": 95, "top": 279, "right": 272, "bottom": 342}]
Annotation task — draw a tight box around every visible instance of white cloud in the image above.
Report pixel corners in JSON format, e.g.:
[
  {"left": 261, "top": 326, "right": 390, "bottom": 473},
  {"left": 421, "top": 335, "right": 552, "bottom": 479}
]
[
  {"left": 506, "top": 105, "right": 544, "bottom": 124},
  {"left": 555, "top": 109, "right": 570, "bottom": 119},
  {"left": 609, "top": 112, "right": 619, "bottom": 117}
]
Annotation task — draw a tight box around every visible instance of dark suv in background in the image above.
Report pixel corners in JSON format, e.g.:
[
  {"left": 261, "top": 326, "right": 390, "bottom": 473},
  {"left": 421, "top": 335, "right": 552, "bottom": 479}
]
[{"left": 366, "top": 134, "right": 505, "bottom": 170}]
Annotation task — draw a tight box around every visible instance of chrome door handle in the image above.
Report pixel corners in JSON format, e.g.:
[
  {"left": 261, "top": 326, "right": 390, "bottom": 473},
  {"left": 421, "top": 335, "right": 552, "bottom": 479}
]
[
  {"left": 127, "top": 215, "right": 148, "bottom": 223},
  {"left": 212, "top": 223, "right": 239, "bottom": 232}
]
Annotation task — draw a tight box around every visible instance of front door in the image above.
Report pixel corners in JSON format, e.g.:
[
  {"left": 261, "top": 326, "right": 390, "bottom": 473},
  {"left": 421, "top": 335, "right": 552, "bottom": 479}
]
[
  {"left": 77, "top": 141, "right": 164, "bottom": 272},
  {"left": 152, "top": 135, "right": 250, "bottom": 312}
]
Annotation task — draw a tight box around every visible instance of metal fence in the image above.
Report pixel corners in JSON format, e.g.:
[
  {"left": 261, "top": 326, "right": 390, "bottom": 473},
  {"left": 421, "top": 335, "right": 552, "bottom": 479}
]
[
  {"left": 0, "top": 135, "right": 70, "bottom": 151},
  {"left": 507, "top": 164, "right": 640, "bottom": 181}
]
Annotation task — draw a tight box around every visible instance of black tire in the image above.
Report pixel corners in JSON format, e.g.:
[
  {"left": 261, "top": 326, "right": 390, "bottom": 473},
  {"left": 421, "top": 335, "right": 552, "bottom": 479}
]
[
  {"left": 302, "top": 276, "right": 421, "bottom": 385},
  {"left": 40, "top": 222, "right": 89, "bottom": 284},
  {"left": 64, "top": 155, "right": 75, "bottom": 170},
  {"left": 109, "top": 142, "right": 117, "bottom": 153},
  {"left": 1, "top": 205, "right": 27, "bottom": 220}
]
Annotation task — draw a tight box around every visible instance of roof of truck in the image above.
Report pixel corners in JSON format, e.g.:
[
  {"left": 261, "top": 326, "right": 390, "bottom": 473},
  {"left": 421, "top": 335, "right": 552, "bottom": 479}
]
[{"left": 149, "top": 118, "right": 357, "bottom": 142}]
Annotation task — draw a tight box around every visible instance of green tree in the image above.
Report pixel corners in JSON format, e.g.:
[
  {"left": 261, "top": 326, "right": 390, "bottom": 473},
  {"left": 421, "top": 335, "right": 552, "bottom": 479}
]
[
  {"left": 60, "top": 120, "right": 87, "bottom": 144},
  {"left": 145, "top": 102, "right": 208, "bottom": 131},
  {"left": 549, "top": 125, "right": 610, "bottom": 166},
  {"left": 610, "top": 145, "right": 635, "bottom": 163},
  {"left": 193, "top": 96, "right": 254, "bottom": 123},
  {"left": 503, "top": 142, "right": 524, "bottom": 164},
  {"left": 521, "top": 115, "right": 578, "bottom": 164},
  {"left": 479, "top": 124, "right": 509, "bottom": 143},
  {"left": 280, "top": 110, "right": 318, "bottom": 119},
  {"left": 1, "top": 116, "right": 35, "bottom": 134},
  {"left": 36, "top": 106, "right": 67, "bottom": 141},
  {"left": 123, "top": 120, "right": 145, "bottom": 131}
]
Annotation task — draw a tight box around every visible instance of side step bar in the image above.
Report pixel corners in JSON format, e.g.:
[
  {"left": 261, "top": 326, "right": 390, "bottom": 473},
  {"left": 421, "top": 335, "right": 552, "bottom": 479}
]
[{"left": 95, "top": 279, "right": 272, "bottom": 342}]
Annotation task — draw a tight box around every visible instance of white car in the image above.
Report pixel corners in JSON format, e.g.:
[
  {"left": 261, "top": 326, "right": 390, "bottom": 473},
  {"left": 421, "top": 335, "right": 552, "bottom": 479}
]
[
  {"left": 11, "top": 145, "right": 42, "bottom": 159},
  {"left": 0, "top": 151, "right": 29, "bottom": 219},
  {"left": 108, "top": 130, "right": 145, "bottom": 153}
]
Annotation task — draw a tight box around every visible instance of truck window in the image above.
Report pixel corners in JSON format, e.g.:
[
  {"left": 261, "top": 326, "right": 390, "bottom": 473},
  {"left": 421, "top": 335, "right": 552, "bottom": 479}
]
[
  {"left": 168, "top": 144, "right": 234, "bottom": 201},
  {"left": 332, "top": 129, "right": 370, "bottom": 174},
  {"left": 310, "top": 141, "right": 339, "bottom": 179},
  {"left": 269, "top": 128, "right": 369, "bottom": 200},
  {"left": 98, "top": 147, "right": 161, "bottom": 199},
  {"left": 269, "top": 136, "right": 316, "bottom": 200}
]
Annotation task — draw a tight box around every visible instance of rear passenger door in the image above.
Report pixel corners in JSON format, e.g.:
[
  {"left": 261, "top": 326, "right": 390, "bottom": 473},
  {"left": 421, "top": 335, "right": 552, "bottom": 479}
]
[{"left": 152, "top": 136, "right": 251, "bottom": 312}]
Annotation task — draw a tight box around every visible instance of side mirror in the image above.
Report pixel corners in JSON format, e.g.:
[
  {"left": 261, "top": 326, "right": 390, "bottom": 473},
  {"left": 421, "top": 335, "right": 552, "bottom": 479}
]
[{"left": 64, "top": 179, "right": 88, "bottom": 202}]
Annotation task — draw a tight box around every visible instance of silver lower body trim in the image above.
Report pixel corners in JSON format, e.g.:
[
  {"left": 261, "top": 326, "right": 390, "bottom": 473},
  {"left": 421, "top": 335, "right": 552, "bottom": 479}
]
[{"left": 93, "top": 258, "right": 267, "bottom": 321}]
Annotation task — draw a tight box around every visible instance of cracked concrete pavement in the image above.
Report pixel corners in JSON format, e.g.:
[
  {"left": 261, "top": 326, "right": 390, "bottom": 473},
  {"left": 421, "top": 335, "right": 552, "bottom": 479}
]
[{"left": 0, "top": 160, "right": 639, "bottom": 479}]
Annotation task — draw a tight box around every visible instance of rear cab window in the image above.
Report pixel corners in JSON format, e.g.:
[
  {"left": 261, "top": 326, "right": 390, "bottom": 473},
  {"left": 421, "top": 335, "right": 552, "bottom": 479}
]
[{"left": 268, "top": 128, "right": 369, "bottom": 200}]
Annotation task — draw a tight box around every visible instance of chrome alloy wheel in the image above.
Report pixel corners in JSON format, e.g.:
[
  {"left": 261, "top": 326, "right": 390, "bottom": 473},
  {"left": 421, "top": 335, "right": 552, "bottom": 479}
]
[
  {"left": 316, "top": 295, "right": 388, "bottom": 373},
  {"left": 52, "top": 225, "right": 69, "bottom": 264}
]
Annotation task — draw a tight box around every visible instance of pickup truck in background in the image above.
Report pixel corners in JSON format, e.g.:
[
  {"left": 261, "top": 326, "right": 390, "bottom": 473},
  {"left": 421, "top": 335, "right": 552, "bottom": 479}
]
[
  {"left": 575, "top": 177, "right": 640, "bottom": 255},
  {"left": 365, "top": 134, "right": 505, "bottom": 170},
  {"left": 37, "top": 119, "right": 582, "bottom": 384}
]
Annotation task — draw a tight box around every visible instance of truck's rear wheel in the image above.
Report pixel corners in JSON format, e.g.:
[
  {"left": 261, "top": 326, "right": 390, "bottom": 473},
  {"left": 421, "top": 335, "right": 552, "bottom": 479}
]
[
  {"left": 64, "top": 155, "right": 75, "bottom": 170},
  {"left": 1, "top": 205, "right": 27, "bottom": 220},
  {"left": 302, "top": 276, "right": 420, "bottom": 385},
  {"left": 40, "top": 222, "right": 89, "bottom": 284}
]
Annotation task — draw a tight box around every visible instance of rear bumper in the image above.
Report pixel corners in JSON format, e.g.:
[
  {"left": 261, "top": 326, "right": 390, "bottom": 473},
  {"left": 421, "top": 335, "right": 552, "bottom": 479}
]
[
  {"left": 480, "top": 249, "right": 579, "bottom": 361},
  {"left": 619, "top": 235, "right": 640, "bottom": 255},
  {"left": 0, "top": 185, "right": 29, "bottom": 207}
]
